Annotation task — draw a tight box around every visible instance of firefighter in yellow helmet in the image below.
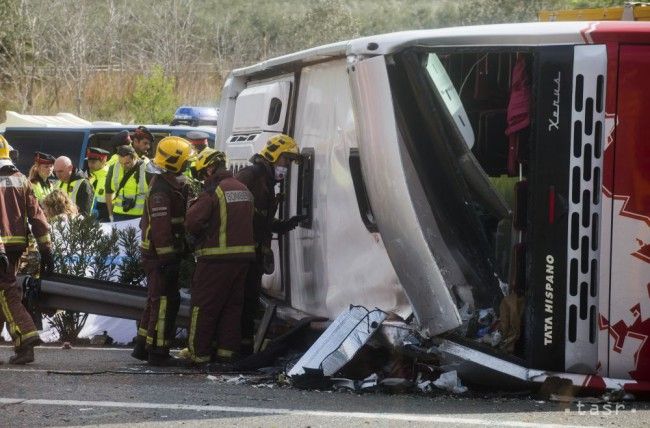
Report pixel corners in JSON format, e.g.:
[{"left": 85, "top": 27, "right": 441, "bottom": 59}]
[
  {"left": 0, "top": 135, "right": 53, "bottom": 364},
  {"left": 182, "top": 148, "right": 254, "bottom": 367},
  {"left": 132, "top": 136, "right": 191, "bottom": 366},
  {"left": 235, "top": 134, "right": 304, "bottom": 356}
]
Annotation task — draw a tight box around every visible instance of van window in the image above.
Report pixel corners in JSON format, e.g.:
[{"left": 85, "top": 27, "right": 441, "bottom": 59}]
[
  {"left": 3, "top": 130, "right": 85, "bottom": 174},
  {"left": 267, "top": 97, "right": 283, "bottom": 126}
]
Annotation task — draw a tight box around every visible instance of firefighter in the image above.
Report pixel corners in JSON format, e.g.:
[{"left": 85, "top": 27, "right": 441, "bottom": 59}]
[
  {"left": 235, "top": 134, "right": 304, "bottom": 355},
  {"left": 86, "top": 147, "right": 111, "bottom": 222},
  {"left": 0, "top": 135, "right": 53, "bottom": 364},
  {"left": 132, "top": 126, "right": 154, "bottom": 161},
  {"left": 53, "top": 156, "right": 94, "bottom": 217},
  {"left": 29, "top": 151, "right": 56, "bottom": 202},
  {"left": 105, "top": 145, "right": 148, "bottom": 221},
  {"left": 132, "top": 136, "right": 191, "bottom": 366},
  {"left": 185, "top": 148, "right": 255, "bottom": 366},
  {"left": 185, "top": 131, "right": 210, "bottom": 179},
  {"left": 107, "top": 130, "right": 132, "bottom": 167}
]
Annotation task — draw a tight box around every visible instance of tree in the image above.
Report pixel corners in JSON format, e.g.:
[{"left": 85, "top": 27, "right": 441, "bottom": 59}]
[{"left": 128, "top": 65, "right": 177, "bottom": 124}]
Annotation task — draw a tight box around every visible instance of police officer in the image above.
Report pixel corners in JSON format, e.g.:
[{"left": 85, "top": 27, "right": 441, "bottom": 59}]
[
  {"left": 185, "top": 131, "right": 210, "bottom": 179},
  {"left": 132, "top": 136, "right": 191, "bottom": 366},
  {"left": 105, "top": 145, "right": 148, "bottom": 221},
  {"left": 29, "top": 151, "right": 56, "bottom": 202},
  {"left": 107, "top": 130, "right": 132, "bottom": 167},
  {"left": 54, "top": 156, "right": 95, "bottom": 217},
  {"left": 86, "top": 147, "right": 111, "bottom": 222},
  {"left": 0, "top": 135, "right": 53, "bottom": 364},
  {"left": 235, "top": 134, "right": 304, "bottom": 355},
  {"left": 185, "top": 148, "right": 255, "bottom": 366}
]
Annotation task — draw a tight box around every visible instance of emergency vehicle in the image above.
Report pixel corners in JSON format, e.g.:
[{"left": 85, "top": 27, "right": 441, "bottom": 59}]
[{"left": 216, "top": 21, "right": 650, "bottom": 392}]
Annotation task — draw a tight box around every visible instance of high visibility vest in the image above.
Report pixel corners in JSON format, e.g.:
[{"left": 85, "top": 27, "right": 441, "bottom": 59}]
[
  {"left": 32, "top": 179, "right": 54, "bottom": 201},
  {"left": 107, "top": 154, "right": 119, "bottom": 167},
  {"left": 58, "top": 178, "right": 90, "bottom": 210},
  {"left": 111, "top": 161, "right": 147, "bottom": 216},
  {"left": 89, "top": 166, "right": 109, "bottom": 203}
]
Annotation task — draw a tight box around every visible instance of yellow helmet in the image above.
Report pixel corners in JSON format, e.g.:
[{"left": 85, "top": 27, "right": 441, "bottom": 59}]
[
  {"left": 153, "top": 136, "right": 191, "bottom": 173},
  {"left": 0, "top": 135, "right": 11, "bottom": 159},
  {"left": 259, "top": 134, "right": 300, "bottom": 164},
  {"left": 194, "top": 148, "right": 226, "bottom": 174}
]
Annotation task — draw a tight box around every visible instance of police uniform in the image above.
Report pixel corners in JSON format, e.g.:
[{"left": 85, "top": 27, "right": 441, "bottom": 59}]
[
  {"left": 57, "top": 168, "right": 94, "bottom": 217},
  {"left": 30, "top": 152, "right": 56, "bottom": 202},
  {"left": 185, "top": 131, "right": 210, "bottom": 179},
  {"left": 86, "top": 147, "right": 111, "bottom": 222},
  {"left": 105, "top": 145, "right": 148, "bottom": 221},
  {"left": 107, "top": 130, "right": 132, "bottom": 167}
]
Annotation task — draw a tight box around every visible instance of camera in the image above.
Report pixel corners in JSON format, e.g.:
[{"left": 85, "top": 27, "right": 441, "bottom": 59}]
[{"left": 122, "top": 197, "right": 136, "bottom": 211}]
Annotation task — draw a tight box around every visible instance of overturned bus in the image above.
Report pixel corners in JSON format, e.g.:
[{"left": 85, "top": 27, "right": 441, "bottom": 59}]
[{"left": 217, "top": 21, "right": 650, "bottom": 392}]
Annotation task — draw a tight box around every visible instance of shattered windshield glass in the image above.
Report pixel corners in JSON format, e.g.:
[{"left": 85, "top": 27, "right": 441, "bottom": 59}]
[{"left": 387, "top": 49, "right": 516, "bottom": 312}]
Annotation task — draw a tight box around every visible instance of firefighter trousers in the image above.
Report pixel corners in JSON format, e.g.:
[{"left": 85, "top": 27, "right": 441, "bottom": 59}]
[
  {"left": 240, "top": 260, "right": 263, "bottom": 354},
  {"left": 0, "top": 251, "right": 39, "bottom": 350},
  {"left": 189, "top": 261, "right": 248, "bottom": 363},
  {"left": 137, "top": 259, "right": 180, "bottom": 355}
]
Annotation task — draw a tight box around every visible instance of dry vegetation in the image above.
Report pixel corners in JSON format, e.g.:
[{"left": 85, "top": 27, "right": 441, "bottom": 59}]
[{"left": 0, "top": 0, "right": 620, "bottom": 123}]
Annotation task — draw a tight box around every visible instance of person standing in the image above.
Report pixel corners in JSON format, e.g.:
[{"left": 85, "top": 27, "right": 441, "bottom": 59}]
[
  {"left": 185, "top": 131, "right": 210, "bottom": 179},
  {"left": 105, "top": 145, "right": 147, "bottom": 222},
  {"left": 235, "top": 134, "right": 304, "bottom": 355},
  {"left": 0, "top": 135, "right": 53, "bottom": 364},
  {"left": 132, "top": 136, "right": 191, "bottom": 366},
  {"left": 107, "top": 130, "right": 132, "bottom": 167},
  {"left": 185, "top": 148, "right": 255, "bottom": 365},
  {"left": 29, "top": 151, "right": 56, "bottom": 202},
  {"left": 53, "top": 156, "right": 94, "bottom": 217},
  {"left": 86, "top": 147, "right": 111, "bottom": 222},
  {"left": 132, "top": 126, "right": 154, "bottom": 161}
]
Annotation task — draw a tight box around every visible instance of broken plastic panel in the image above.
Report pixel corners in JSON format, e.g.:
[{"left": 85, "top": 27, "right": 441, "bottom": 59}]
[{"left": 288, "top": 306, "right": 387, "bottom": 377}]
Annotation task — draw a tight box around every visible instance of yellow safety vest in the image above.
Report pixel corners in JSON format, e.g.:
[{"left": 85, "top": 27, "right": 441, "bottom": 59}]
[
  {"left": 89, "top": 165, "right": 109, "bottom": 203},
  {"left": 106, "top": 154, "right": 119, "bottom": 167},
  {"left": 57, "top": 178, "right": 88, "bottom": 208},
  {"left": 32, "top": 179, "right": 54, "bottom": 202},
  {"left": 110, "top": 161, "right": 148, "bottom": 216}
]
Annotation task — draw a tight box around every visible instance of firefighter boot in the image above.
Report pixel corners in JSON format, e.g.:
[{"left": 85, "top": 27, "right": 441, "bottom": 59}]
[
  {"left": 9, "top": 343, "right": 37, "bottom": 365},
  {"left": 131, "top": 337, "right": 148, "bottom": 361},
  {"left": 148, "top": 350, "right": 181, "bottom": 367}
]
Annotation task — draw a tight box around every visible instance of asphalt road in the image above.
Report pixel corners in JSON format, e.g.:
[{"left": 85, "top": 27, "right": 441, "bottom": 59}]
[{"left": 0, "top": 345, "right": 648, "bottom": 427}]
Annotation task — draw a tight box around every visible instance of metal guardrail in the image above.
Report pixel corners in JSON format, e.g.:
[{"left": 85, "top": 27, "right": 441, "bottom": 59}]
[{"left": 20, "top": 274, "right": 191, "bottom": 328}]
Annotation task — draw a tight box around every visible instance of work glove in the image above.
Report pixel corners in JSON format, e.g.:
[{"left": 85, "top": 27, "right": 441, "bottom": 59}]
[
  {"left": 0, "top": 252, "right": 8, "bottom": 275},
  {"left": 272, "top": 215, "right": 307, "bottom": 234},
  {"left": 286, "top": 215, "right": 307, "bottom": 231},
  {"left": 39, "top": 248, "right": 54, "bottom": 277}
]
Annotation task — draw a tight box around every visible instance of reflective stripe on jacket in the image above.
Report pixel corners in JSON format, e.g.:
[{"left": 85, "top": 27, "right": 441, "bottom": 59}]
[
  {"left": 107, "top": 160, "right": 147, "bottom": 216},
  {"left": 140, "top": 173, "right": 188, "bottom": 261},
  {"left": 185, "top": 170, "right": 255, "bottom": 261},
  {"left": 0, "top": 163, "right": 51, "bottom": 253}
]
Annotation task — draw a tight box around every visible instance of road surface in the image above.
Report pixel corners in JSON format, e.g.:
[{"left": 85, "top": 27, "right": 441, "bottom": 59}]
[{"left": 0, "top": 345, "right": 647, "bottom": 427}]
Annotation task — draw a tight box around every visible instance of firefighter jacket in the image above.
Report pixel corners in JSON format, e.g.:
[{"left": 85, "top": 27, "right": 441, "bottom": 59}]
[
  {"left": 57, "top": 168, "right": 94, "bottom": 217},
  {"left": 185, "top": 170, "right": 255, "bottom": 261},
  {"left": 140, "top": 173, "right": 188, "bottom": 262},
  {"left": 89, "top": 165, "right": 109, "bottom": 203},
  {"left": 31, "top": 176, "right": 55, "bottom": 202},
  {"left": 105, "top": 160, "right": 148, "bottom": 216},
  {"left": 236, "top": 154, "right": 299, "bottom": 252},
  {"left": 0, "top": 161, "right": 51, "bottom": 254}
]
